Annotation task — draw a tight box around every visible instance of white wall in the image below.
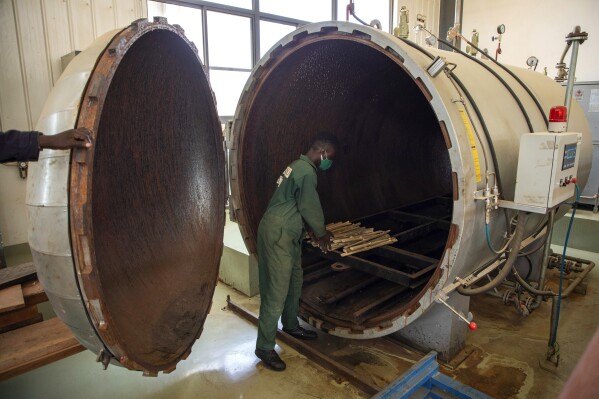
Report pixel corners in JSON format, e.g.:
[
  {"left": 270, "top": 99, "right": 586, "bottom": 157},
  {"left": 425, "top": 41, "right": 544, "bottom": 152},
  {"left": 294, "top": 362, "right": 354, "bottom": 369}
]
[
  {"left": 461, "top": 0, "right": 599, "bottom": 82},
  {"left": 0, "top": 0, "right": 147, "bottom": 246}
]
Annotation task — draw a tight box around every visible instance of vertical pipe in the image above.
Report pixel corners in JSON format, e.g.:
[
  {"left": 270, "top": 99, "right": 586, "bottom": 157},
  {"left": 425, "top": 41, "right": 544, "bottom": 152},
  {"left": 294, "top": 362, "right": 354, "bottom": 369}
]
[
  {"left": 548, "top": 295, "right": 558, "bottom": 349},
  {"left": 453, "top": 0, "right": 462, "bottom": 49},
  {"left": 388, "top": 0, "right": 392, "bottom": 35},
  {"left": 332, "top": 0, "right": 338, "bottom": 21},
  {"left": 564, "top": 40, "right": 579, "bottom": 131},
  {"left": 538, "top": 209, "right": 555, "bottom": 292}
]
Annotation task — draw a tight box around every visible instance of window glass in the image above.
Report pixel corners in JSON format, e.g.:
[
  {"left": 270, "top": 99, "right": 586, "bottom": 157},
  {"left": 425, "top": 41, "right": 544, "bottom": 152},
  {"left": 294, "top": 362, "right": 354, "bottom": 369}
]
[
  {"left": 210, "top": 0, "right": 252, "bottom": 9},
  {"left": 147, "top": 1, "right": 204, "bottom": 61},
  {"left": 260, "top": 0, "right": 331, "bottom": 22},
  {"left": 207, "top": 11, "right": 252, "bottom": 68},
  {"left": 209, "top": 70, "right": 251, "bottom": 116},
  {"left": 338, "top": 0, "right": 390, "bottom": 32},
  {"left": 259, "top": 20, "right": 296, "bottom": 57}
]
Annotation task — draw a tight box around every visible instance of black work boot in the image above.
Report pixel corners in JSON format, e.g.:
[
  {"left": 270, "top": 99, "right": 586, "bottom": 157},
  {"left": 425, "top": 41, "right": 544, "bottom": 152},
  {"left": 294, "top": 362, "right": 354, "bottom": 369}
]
[
  {"left": 255, "top": 349, "right": 286, "bottom": 371},
  {"left": 282, "top": 326, "right": 317, "bottom": 340}
]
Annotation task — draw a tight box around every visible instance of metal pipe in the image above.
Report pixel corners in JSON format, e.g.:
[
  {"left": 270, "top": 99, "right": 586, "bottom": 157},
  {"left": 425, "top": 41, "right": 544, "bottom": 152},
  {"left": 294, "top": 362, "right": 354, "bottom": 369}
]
[
  {"left": 561, "top": 260, "right": 594, "bottom": 298},
  {"left": 512, "top": 266, "right": 555, "bottom": 297},
  {"left": 580, "top": 193, "right": 599, "bottom": 213},
  {"left": 548, "top": 295, "right": 559, "bottom": 352},
  {"left": 558, "top": 42, "right": 572, "bottom": 65},
  {"left": 564, "top": 41, "right": 580, "bottom": 130},
  {"left": 457, "top": 212, "right": 528, "bottom": 296},
  {"left": 547, "top": 259, "right": 595, "bottom": 360},
  {"left": 454, "top": 0, "right": 463, "bottom": 48},
  {"left": 537, "top": 208, "right": 555, "bottom": 293}
]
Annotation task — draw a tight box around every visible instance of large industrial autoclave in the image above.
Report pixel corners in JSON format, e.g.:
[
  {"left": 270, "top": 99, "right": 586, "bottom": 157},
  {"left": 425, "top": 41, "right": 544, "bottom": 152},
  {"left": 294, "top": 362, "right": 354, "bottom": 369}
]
[{"left": 27, "top": 18, "right": 591, "bottom": 375}]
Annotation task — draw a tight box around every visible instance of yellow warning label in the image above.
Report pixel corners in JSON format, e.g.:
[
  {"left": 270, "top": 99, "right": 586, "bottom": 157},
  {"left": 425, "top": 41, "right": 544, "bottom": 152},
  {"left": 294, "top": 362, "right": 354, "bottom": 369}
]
[{"left": 459, "top": 109, "right": 482, "bottom": 182}]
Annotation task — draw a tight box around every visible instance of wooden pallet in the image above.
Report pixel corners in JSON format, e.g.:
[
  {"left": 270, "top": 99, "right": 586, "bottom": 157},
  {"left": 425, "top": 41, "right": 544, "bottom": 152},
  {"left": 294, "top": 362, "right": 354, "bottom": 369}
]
[
  {"left": 0, "top": 317, "right": 85, "bottom": 381},
  {"left": 0, "top": 264, "right": 84, "bottom": 380}
]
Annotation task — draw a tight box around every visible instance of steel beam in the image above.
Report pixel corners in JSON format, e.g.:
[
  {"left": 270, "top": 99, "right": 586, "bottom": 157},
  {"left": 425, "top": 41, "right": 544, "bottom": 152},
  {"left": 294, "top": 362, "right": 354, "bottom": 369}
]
[
  {"left": 303, "top": 246, "right": 413, "bottom": 286},
  {"left": 370, "top": 246, "right": 438, "bottom": 268}
]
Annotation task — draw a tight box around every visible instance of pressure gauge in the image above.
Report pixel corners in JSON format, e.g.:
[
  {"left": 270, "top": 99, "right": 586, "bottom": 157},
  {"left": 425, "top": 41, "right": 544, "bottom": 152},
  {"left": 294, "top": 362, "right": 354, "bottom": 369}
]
[
  {"left": 526, "top": 56, "right": 538, "bottom": 68},
  {"left": 497, "top": 24, "right": 505, "bottom": 34}
]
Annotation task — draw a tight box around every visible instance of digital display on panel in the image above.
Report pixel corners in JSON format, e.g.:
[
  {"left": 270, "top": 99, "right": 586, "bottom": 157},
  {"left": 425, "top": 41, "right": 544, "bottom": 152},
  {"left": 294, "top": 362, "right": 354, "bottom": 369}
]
[{"left": 562, "top": 143, "right": 577, "bottom": 170}]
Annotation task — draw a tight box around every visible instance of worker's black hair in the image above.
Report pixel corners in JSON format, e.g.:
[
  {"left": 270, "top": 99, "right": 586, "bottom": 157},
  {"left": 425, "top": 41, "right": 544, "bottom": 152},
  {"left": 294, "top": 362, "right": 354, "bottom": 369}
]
[{"left": 311, "top": 132, "right": 340, "bottom": 151}]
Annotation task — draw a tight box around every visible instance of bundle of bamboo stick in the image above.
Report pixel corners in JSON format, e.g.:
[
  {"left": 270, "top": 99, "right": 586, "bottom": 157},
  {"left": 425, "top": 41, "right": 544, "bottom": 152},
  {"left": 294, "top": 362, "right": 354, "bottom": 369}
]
[{"left": 308, "top": 221, "right": 398, "bottom": 257}]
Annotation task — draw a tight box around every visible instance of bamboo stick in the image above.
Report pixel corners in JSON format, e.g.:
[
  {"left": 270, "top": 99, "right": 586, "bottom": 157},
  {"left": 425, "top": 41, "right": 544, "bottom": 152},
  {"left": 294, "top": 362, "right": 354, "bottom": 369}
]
[
  {"left": 340, "top": 238, "right": 398, "bottom": 257},
  {"left": 308, "top": 221, "right": 397, "bottom": 257}
]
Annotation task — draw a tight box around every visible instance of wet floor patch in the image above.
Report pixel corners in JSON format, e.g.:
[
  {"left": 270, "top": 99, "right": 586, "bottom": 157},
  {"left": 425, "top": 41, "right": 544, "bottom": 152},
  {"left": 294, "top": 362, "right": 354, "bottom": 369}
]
[{"left": 450, "top": 347, "right": 533, "bottom": 399}]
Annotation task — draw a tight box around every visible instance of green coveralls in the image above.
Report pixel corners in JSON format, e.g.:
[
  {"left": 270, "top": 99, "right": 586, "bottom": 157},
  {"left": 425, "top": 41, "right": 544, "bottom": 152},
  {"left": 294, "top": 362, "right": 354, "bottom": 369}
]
[{"left": 256, "top": 154, "right": 327, "bottom": 351}]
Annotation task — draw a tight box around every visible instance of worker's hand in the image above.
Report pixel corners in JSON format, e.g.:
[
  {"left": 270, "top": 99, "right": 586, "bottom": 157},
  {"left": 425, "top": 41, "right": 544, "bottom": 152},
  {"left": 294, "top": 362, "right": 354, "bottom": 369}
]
[
  {"left": 316, "top": 231, "right": 332, "bottom": 253},
  {"left": 38, "top": 128, "right": 92, "bottom": 150}
]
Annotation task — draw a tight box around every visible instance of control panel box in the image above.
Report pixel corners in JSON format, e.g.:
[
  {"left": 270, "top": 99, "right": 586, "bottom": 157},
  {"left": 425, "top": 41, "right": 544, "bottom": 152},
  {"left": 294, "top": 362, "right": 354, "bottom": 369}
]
[{"left": 514, "top": 132, "right": 581, "bottom": 209}]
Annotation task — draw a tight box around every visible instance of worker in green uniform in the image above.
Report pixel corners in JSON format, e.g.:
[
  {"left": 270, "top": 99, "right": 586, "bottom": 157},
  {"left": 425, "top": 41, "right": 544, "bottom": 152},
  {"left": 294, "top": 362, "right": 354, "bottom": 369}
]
[{"left": 255, "top": 132, "right": 339, "bottom": 371}]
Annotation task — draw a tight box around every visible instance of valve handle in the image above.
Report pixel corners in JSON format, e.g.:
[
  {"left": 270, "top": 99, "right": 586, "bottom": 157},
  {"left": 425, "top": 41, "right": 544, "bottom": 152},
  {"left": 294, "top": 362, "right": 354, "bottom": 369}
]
[{"left": 436, "top": 296, "right": 477, "bottom": 331}]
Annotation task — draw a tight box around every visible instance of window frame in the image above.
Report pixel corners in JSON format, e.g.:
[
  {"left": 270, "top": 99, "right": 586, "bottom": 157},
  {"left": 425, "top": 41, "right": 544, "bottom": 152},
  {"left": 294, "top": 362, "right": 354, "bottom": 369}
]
[{"left": 150, "top": 0, "right": 394, "bottom": 117}]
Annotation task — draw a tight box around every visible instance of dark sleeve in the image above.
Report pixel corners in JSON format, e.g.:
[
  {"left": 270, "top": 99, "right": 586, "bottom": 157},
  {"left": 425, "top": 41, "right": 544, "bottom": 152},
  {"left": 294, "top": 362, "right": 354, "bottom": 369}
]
[
  {"left": 0, "top": 130, "right": 41, "bottom": 163},
  {"left": 294, "top": 170, "right": 327, "bottom": 238}
]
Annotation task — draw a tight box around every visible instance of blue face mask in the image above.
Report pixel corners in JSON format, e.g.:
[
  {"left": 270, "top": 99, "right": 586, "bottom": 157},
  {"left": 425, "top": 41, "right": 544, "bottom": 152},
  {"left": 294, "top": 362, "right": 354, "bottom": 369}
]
[{"left": 319, "top": 150, "right": 333, "bottom": 171}]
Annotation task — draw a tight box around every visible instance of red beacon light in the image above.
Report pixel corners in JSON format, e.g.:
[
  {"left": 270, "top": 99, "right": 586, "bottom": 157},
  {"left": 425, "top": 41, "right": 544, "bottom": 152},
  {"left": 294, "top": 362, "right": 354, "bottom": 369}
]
[{"left": 548, "top": 105, "right": 568, "bottom": 133}]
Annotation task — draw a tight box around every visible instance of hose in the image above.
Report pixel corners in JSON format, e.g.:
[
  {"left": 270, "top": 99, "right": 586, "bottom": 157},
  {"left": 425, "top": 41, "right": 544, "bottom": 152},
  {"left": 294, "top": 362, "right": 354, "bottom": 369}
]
[
  {"left": 524, "top": 255, "right": 533, "bottom": 281},
  {"left": 457, "top": 35, "right": 548, "bottom": 127},
  {"left": 518, "top": 229, "right": 549, "bottom": 256},
  {"left": 436, "top": 37, "right": 535, "bottom": 133},
  {"left": 511, "top": 265, "right": 555, "bottom": 297},
  {"left": 396, "top": 36, "right": 504, "bottom": 192},
  {"left": 485, "top": 221, "right": 513, "bottom": 254},
  {"left": 458, "top": 211, "right": 528, "bottom": 296},
  {"left": 470, "top": 252, "right": 506, "bottom": 278},
  {"left": 551, "top": 184, "right": 580, "bottom": 346},
  {"left": 448, "top": 73, "right": 504, "bottom": 191}
]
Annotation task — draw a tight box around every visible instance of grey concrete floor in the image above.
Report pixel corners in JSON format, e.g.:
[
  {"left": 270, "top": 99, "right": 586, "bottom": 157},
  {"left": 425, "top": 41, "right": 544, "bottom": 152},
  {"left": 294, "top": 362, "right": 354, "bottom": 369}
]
[{"left": 0, "top": 282, "right": 366, "bottom": 399}]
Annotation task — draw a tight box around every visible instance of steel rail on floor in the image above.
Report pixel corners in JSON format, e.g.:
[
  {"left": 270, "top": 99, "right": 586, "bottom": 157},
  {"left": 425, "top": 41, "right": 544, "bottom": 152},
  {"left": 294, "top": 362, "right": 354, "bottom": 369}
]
[
  {"left": 226, "top": 295, "right": 380, "bottom": 396},
  {"left": 226, "top": 296, "right": 493, "bottom": 399}
]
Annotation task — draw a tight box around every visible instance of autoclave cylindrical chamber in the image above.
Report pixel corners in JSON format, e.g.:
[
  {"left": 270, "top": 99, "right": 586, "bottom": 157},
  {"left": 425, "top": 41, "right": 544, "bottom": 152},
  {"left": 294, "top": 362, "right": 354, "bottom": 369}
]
[
  {"left": 26, "top": 19, "right": 225, "bottom": 375},
  {"left": 228, "top": 21, "right": 592, "bottom": 338}
]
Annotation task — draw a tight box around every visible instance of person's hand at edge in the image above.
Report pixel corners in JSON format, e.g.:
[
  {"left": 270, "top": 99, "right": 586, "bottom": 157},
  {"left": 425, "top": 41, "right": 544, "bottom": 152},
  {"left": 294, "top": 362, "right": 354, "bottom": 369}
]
[{"left": 38, "top": 128, "right": 92, "bottom": 150}]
